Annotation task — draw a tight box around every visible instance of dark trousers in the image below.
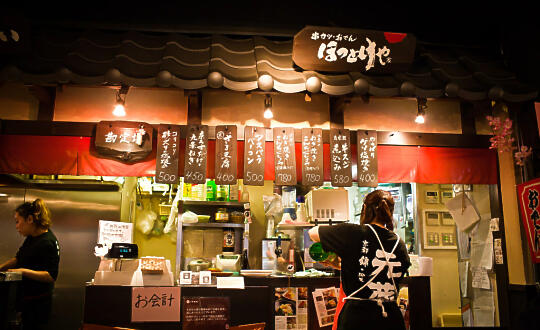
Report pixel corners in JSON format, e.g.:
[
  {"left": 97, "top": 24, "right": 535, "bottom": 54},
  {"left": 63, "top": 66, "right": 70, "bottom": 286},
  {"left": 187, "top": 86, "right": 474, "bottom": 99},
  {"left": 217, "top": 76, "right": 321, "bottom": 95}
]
[
  {"left": 337, "top": 299, "right": 406, "bottom": 330},
  {"left": 20, "top": 296, "right": 52, "bottom": 330}
]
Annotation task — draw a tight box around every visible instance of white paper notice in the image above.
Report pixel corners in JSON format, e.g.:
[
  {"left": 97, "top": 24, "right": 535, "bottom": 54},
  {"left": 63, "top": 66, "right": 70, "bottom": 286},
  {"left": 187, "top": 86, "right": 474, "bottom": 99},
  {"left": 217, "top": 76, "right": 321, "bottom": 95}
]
[
  {"left": 494, "top": 238, "right": 504, "bottom": 265},
  {"left": 489, "top": 217, "right": 499, "bottom": 232},
  {"left": 444, "top": 193, "right": 480, "bottom": 232},
  {"left": 217, "top": 276, "right": 245, "bottom": 289},
  {"left": 471, "top": 267, "right": 490, "bottom": 289},
  {"left": 98, "top": 220, "right": 133, "bottom": 246},
  {"left": 470, "top": 217, "right": 493, "bottom": 270}
]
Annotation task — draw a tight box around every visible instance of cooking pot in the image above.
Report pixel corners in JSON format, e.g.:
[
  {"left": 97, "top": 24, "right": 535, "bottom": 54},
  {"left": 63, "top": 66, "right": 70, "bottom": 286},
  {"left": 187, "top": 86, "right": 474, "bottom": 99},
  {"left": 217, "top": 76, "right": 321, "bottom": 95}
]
[{"left": 188, "top": 259, "right": 210, "bottom": 272}]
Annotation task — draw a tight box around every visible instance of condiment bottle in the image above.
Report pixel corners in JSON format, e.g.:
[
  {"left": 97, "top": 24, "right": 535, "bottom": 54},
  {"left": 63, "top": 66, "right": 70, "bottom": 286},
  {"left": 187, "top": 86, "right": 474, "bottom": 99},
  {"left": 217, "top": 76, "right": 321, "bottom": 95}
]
[
  {"left": 222, "top": 228, "right": 235, "bottom": 253},
  {"left": 308, "top": 242, "right": 337, "bottom": 263}
]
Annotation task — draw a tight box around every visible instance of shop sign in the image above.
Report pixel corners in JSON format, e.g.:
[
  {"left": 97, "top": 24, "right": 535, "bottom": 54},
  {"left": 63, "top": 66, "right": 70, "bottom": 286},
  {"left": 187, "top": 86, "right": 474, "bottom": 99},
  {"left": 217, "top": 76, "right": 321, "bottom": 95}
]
[
  {"left": 330, "top": 128, "right": 352, "bottom": 187},
  {"left": 292, "top": 26, "right": 416, "bottom": 73},
  {"left": 215, "top": 125, "right": 237, "bottom": 185},
  {"left": 517, "top": 177, "right": 540, "bottom": 263},
  {"left": 131, "top": 286, "right": 180, "bottom": 322},
  {"left": 356, "top": 130, "right": 378, "bottom": 187},
  {"left": 273, "top": 127, "right": 297, "bottom": 186},
  {"left": 95, "top": 121, "right": 152, "bottom": 163},
  {"left": 243, "top": 126, "right": 265, "bottom": 186},
  {"left": 182, "top": 296, "right": 230, "bottom": 330},
  {"left": 184, "top": 125, "right": 208, "bottom": 184},
  {"left": 301, "top": 128, "right": 323, "bottom": 186},
  {"left": 156, "top": 124, "right": 181, "bottom": 184}
]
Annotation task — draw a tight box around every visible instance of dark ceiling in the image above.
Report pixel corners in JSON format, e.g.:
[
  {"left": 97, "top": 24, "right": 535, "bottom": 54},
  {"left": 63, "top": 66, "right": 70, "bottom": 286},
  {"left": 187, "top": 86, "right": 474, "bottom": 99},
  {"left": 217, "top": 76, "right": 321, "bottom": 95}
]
[{"left": 3, "top": 3, "right": 540, "bottom": 99}]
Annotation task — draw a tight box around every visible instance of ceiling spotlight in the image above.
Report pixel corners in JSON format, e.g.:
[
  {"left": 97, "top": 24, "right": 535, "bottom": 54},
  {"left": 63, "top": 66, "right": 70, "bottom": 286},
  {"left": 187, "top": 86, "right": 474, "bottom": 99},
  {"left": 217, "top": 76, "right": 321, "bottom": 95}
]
[
  {"left": 263, "top": 94, "right": 273, "bottom": 119},
  {"left": 415, "top": 97, "right": 427, "bottom": 124},
  {"left": 113, "top": 86, "right": 129, "bottom": 117}
]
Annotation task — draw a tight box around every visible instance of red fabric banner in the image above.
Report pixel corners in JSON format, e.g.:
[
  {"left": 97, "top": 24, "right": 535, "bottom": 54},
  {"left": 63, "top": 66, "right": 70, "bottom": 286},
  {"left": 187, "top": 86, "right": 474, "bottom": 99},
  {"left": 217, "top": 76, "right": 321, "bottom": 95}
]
[
  {"left": 0, "top": 135, "right": 498, "bottom": 184},
  {"left": 517, "top": 177, "right": 540, "bottom": 263}
]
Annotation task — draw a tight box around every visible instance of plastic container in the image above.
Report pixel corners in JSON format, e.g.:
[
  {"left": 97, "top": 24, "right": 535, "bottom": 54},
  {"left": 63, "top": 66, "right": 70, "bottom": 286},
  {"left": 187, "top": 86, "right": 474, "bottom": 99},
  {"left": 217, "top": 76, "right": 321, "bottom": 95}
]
[
  {"left": 215, "top": 208, "right": 229, "bottom": 222},
  {"left": 230, "top": 211, "right": 244, "bottom": 223},
  {"left": 197, "top": 215, "right": 211, "bottom": 223},
  {"left": 282, "top": 186, "right": 296, "bottom": 209}
]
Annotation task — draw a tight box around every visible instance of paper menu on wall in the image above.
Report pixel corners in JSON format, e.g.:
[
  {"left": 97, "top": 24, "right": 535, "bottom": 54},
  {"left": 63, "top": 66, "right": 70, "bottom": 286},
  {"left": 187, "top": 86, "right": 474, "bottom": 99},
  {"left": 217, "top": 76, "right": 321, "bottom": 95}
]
[
  {"left": 98, "top": 220, "right": 133, "bottom": 246},
  {"left": 471, "top": 217, "right": 493, "bottom": 270},
  {"left": 311, "top": 287, "right": 339, "bottom": 328},
  {"left": 471, "top": 267, "right": 490, "bottom": 289},
  {"left": 445, "top": 193, "right": 480, "bottom": 232},
  {"left": 274, "top": 287, "right": 308, "bottom": 330}
]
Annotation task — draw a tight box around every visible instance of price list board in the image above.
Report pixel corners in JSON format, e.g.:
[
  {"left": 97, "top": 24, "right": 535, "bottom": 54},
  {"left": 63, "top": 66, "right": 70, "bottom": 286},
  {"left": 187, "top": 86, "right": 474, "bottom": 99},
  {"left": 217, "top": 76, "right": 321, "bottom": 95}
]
[
  {"left": 273, "top": 127, "right": 297, "bottom": 186},
  {"left": 155, "top": 124, "right": 180, "bottom": 184},
  {"left": 356, "top": 130, "right": 378, "bottom": 187},
  {"left": 330, "top": 128, "right": 352, "bottom": 187},
  {"left": 214, "top": 125, "right": 237, "bottom": 185},
  {"left": 243, "top": 126, "right": 265, "bottom": 186},
  {"left": 183, "top": 125, "right": 208, "bottom": 184},
  {"left": 301, "top": 128, "right": 324, "bottom": 186}
]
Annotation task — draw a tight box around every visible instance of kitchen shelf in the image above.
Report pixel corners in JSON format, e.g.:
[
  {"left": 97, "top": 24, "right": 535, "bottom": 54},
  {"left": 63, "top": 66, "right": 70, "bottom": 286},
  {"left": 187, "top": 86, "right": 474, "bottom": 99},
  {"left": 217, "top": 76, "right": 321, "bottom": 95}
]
[
  {"left": 276, "top": 223, "right": 315, "bottom": 229},
  {"left": 180, "top": 200, "right": 246, "bottom": 207},
  {"left": 181, "top": 222, "right": 244, "bottom": 228}
]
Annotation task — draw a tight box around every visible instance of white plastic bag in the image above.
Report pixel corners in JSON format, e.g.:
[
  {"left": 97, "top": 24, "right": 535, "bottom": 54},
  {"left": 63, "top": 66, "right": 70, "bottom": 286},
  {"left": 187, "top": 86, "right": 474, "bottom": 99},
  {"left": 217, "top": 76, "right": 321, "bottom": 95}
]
[
  {"left": 135, "top": 205, "right": 157, "bottom": 235},
  {"left": 181, "top": 211, "right": 198, "bottom": 223}
]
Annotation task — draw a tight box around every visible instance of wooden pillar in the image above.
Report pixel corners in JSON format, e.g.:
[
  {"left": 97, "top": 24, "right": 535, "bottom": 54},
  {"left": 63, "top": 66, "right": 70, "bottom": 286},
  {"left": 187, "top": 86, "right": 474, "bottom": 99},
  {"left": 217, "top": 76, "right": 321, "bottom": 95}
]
[
  {"left": 28, "top": 85, "right": 56, "bottom": 121},
  {"left": 187, "top": 90, "right": 202, "bottom": 125},
  {"left": 329, "top": 96, "right": 347, "bottom": 129},
  {"left": 460, "top": 101, "right": 476, "bottom": 135}
]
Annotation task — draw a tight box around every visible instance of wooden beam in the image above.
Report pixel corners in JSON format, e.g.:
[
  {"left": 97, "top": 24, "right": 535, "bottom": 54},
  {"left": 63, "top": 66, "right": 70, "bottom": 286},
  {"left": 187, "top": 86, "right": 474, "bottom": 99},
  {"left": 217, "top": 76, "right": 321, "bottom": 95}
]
[
  {"left": 329, "top": 96, "right": 346, "bottom": 129},
  {"left": 187, "top": 90, "right": 202, "bottom": 125},
  {"left": 460, "top": 101, "right": 476, "bottom": 135},
  {"left": 27, "top": 85, "right": 56, "bottom": 121}
]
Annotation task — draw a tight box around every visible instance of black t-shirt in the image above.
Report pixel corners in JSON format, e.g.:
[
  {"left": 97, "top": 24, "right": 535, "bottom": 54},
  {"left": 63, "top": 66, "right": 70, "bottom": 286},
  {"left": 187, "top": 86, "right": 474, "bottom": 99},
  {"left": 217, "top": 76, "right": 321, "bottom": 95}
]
[
  {"left": 319, "top": 223, "right": 410, "bottom": 300},
  {"left": 15, "top": 230, "right": 60, "bottom": 298}
]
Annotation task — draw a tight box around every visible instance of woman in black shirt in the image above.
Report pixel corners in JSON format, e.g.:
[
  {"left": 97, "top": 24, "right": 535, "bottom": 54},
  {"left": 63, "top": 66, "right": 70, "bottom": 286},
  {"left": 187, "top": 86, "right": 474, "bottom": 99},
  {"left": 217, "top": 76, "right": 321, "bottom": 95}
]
[
  {"left": 0, "top": 199, "right": 60, "bottom": 330},
  {"left": 309, "top": 189, "right": 410, "bottom": 330}
]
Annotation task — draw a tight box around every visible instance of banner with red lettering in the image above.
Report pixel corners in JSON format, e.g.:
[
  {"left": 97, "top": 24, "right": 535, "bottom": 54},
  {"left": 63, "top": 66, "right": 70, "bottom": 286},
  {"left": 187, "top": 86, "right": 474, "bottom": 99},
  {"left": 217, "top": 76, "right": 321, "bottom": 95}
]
[{"left": 517, "top": 177, "right": 540, "bottom": 263}]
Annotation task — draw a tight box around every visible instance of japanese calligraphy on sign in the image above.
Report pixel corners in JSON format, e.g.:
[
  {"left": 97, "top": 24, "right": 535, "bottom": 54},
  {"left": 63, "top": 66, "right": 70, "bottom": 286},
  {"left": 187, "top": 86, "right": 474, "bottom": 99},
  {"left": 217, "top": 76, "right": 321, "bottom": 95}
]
[
  {"left": 517, "top": 177, "right": 540, "bottom": 263},
  {"left": 95, "top": 121, "right": 152, "bottom": 163},
  {"left": 243, "top": 126, "right": 266, "bottom": 186},
  {"left": 97, "top": 220, "right": 133, "bottom": 246},
  {"left": 156, "top": 124, "right": 180, "bottom": 184},
  {"left": 330, "top": 128, "right": 352, "bottom": 187},
  {"left": 356, "top": 130, "right": 378, "bottom": 187},
  {"left": 131, "top": 287, "right": 180, "bottom": 322},
  {"left": 215, "top": 125, "right": 237, "bottom": 185},
  {"left": 301, "top": 128, "right": 323, "bottom": 186},
  {"left": 293, "top": 26, "right": 416, "bottom": 73},
  {"left": 273, "top": 127, "right": 297, "bottom": 186},
  {"left": 182, "top": 297, "right": 230, "bottom": 330},
  {"left": 184, "top": 125, "right": 208, "bottom": 184}
]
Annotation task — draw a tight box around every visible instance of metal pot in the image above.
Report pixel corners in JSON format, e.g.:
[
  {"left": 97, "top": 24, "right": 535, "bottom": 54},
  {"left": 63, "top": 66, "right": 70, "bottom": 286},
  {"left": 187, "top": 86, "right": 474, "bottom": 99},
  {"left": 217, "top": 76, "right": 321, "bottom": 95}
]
[{"left": 188, "top": 259, "right": 210, "bottom": 272}]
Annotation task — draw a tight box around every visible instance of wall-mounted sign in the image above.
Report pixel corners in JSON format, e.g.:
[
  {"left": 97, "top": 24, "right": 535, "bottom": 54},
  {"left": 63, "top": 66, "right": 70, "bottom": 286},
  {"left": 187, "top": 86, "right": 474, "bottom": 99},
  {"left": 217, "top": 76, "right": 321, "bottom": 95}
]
[
  {"left": 301, "top": 128, "right": 323, "bottom": 186},
  {"left": 95, "top": 121, "right": 152, "bottom": 163},
  {"left": 182, "top": 297, "right": 230, "bottom": 330},
  {"left": 356, "top": 130, "right": 378, "bottom": 187},
  {"left": 156, "top": 124, "right": 180, "bottom": 184},
  {"left": 184, "top": 125, "right": 208, "bottom": 184},
  {"left": 517, "top": 177, "right": 540, "bottom": 263},
  {"left": 131, "top": 287, "right": 180, "bottom": 322},
  {"left": 243, "top": 126, "right": 265, "bottom": 186},
  {"left": 273, "top": 127, "right": 297, "bottom": 186},
  {"left": 215, "top": 125, "right": 237, "bottom": 185},
  {"left": 330, "top": 128, "right": 352, "bottom": 187},
  {"left": 97, "top": 220, "right": 133, "bottom": 246},
  {"left": 292, "top": 26, "right": 416, "bottom": 73}
]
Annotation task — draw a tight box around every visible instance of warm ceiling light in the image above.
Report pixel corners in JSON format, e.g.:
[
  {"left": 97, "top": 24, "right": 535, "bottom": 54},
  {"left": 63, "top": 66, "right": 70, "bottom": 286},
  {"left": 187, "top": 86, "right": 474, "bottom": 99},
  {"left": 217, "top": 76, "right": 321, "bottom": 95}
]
[
  {"left": 304, "top": 92, "right": 312, "bottom": 102},
  {"left": 113, "top": 86, "right": 129, "bottom": 117},
  {"left": 263, "top": 94, "right": 273, "bottom": 119},
  {"left": 415, "top": 97, "right": 427, "bottom": 124}
]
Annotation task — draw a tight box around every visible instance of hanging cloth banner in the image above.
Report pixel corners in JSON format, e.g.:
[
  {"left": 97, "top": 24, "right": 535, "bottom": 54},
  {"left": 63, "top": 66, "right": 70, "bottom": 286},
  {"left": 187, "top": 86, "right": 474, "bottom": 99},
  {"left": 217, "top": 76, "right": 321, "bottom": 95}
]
[
  {"left": 517, "top": 177, "right": 540, "bottom": 263},
  {"left": 155, "top": 124, "right": 180, "bottom": 184},
  {"left": 243, "top": 126, "right": 265, "bottom": 186},
  {"left": 301, "top": 128, "right": 324, "bottom": 186},
  {"left": 184, "top": 125, "right": 208, "bottom": 184},
  {"left": 215, "top": 125, "right": 237, "bottom": 185},
  {"left": 273, "top": 127, "right": 297, "bottom": 186},
  {"left": 330, "top": 128, "right": 352, "bottom": 187}
]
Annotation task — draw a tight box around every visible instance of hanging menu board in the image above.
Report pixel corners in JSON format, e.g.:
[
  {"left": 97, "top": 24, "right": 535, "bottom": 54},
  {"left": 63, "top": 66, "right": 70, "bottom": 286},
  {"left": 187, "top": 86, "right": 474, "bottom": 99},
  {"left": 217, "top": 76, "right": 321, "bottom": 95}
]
[
  {"left": 243, "top": 126, "right": 265, "bottom": 186},
  {"left": 156, "top": 124, "right": 180, "bottom": 184},
  {"left": 357, "top": 130, "right": 378, "bottom": 187},
  {"left": 95, "top": 121, "right": 152, "bottom": 163},
  {"left": 273, "top": 127, "right": 297, "bottom": 186},
  {"left": 301, "top": 128, "right": 323, "bottom": 186},
  {"left": 184, "top": 125, "right": 208, "bottom": 184},
  {"left": 215, "top": 125, "right": 237, "bottom": 185},
  {"left": 330, "top": 128, "right": 352, "bottom": 187},
  {"left": 182, "top": 297, "right": 230, "bottom": 330}
]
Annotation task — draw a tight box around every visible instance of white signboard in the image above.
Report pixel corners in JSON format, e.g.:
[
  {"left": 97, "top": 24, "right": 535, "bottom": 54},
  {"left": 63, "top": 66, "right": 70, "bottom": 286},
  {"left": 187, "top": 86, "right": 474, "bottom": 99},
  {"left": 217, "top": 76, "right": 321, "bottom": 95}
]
[
  {"left": 131, "top": 286, "right": 181, "bottom": 322},
  {"left": 98, "top": 220, "right": 133, "bottom": 246}
]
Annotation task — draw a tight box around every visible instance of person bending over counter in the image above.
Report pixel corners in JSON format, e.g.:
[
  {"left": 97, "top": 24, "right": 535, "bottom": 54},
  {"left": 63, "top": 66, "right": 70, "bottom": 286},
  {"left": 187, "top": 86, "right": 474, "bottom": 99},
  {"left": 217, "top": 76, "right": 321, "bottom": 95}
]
[{"left": 0, "top": 199, "right": 60, "bottom": 330}]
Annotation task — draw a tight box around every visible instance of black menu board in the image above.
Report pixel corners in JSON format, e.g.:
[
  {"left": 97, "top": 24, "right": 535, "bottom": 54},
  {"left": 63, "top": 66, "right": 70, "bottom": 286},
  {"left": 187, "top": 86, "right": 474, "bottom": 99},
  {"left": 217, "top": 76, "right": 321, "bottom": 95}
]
[
  {"left": 301, "top": 128, "right": 324, "bottom": 186},
  {"left": 183, "top": 125, "right": 208, "bottom": 184},
  {"left": 273, "top": 127, "right": 297, "bottom": 186},
  {"left": 95, "top": 121, "right": 152, "bottom": 163},
  {"left": 156, "top": 124, "right": 181, "bottom": 184},
  {"left": 243, "top": 126, "right": 265, "bottom": 186},
  {"left": 182, "top": 297, "right": 230, "bottom": 330},
  {"left": 330, "top": 128, "right": 352, "bottom": 187},
  {"left": 215, "top": 125, "right": 237, "bottom": 185},
  {"left": 356, "top": 130, "right": 378, "bottom": 187}
]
